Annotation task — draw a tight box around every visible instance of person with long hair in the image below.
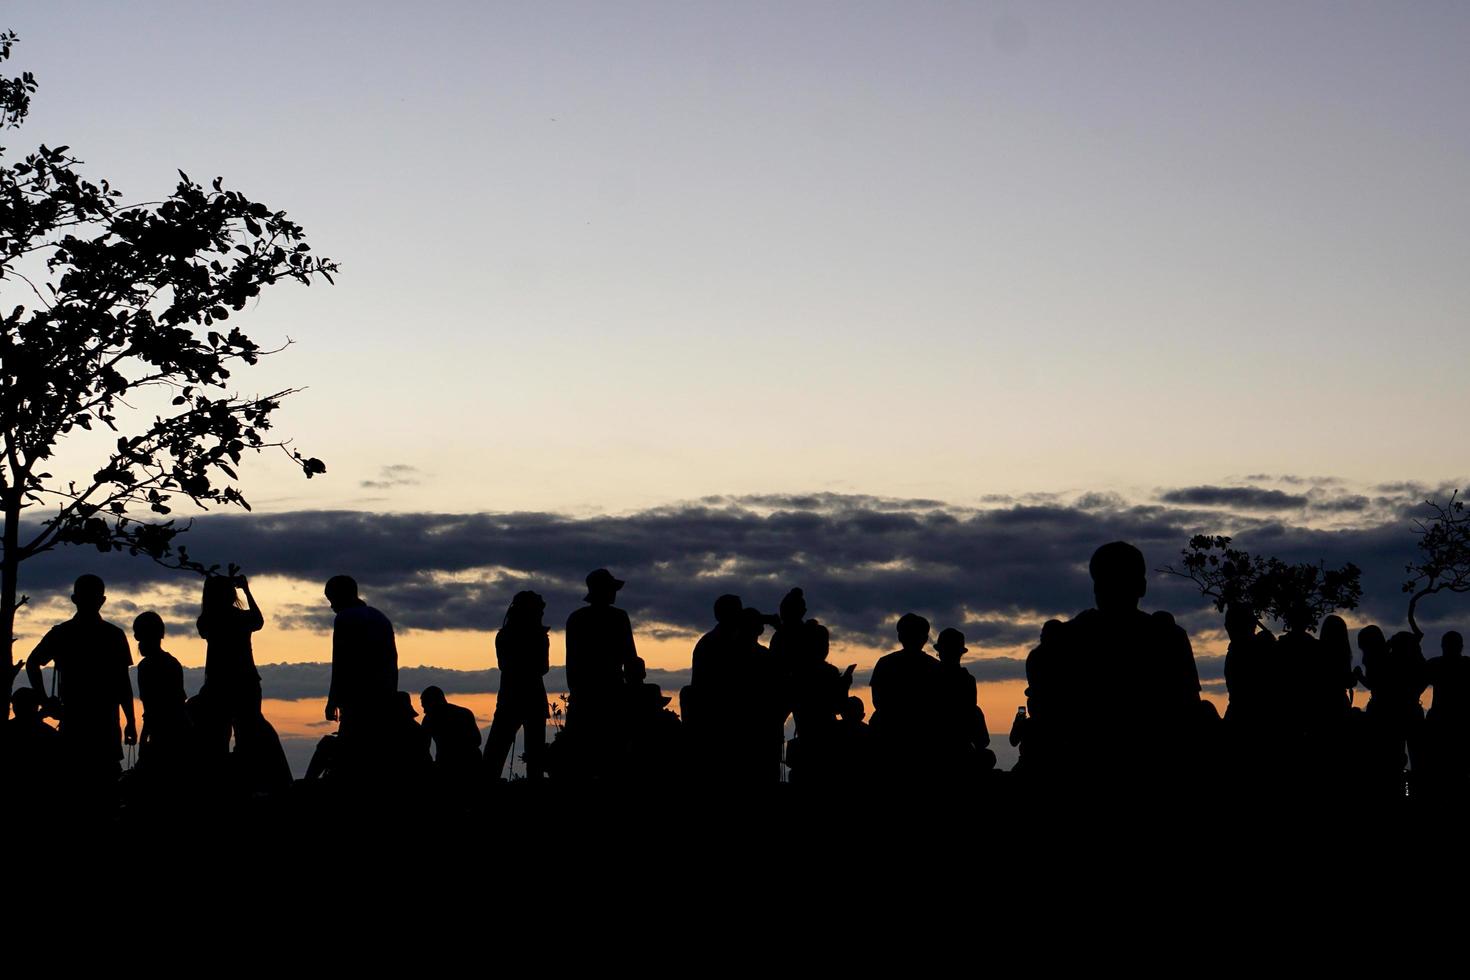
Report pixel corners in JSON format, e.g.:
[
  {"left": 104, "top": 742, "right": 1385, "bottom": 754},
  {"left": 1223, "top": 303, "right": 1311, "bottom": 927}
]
[
  {"left": 485, "top": 590, "right": 550, "bottom": 781},
  {"left": 195, "top": 572, "right": 266, "bottom": 763}
]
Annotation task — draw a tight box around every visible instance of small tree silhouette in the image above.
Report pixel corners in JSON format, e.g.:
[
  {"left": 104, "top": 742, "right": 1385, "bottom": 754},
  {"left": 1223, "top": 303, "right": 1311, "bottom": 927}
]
[
  {"left": 1162, "top": 534, "right": 1362, "bottom": 631},
  {"left": 1403, "top": 489, "right": 1470, "bottom": 639},
  {"left": 0, "top": 33, "right": 336, "bottom": 666}
]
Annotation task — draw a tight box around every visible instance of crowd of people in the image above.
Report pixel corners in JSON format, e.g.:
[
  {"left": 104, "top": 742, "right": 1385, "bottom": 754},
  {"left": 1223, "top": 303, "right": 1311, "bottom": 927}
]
[{"left": 4, "top": 540, "right": 1468, "bottom": 813}]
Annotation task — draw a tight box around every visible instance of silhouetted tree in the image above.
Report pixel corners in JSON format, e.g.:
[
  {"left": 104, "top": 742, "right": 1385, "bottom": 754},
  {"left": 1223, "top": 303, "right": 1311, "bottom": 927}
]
[
  {"left": 0, "top": 33, "right": 335, "bottom": 669},
  {"left": 1402, "top": 489, "right": 1470, "bottom": 639},
  {"left": 1161, "top": 534, "right": 1361, "bottom": 632}
]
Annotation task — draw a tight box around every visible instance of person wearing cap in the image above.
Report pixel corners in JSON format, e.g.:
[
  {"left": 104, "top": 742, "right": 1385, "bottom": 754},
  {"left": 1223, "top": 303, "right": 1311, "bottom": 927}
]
[
  {"left": 564, "top": 569, "right": 639, "bottom": 773},
  {"left": 933, "top": 627, "right": 995, "bottom": 779},
  {"left": 868, "top": 612, "right": 944, "bottom": 782},
  {"left": 486, "top": 591, "right": 551, "bottom": 780}
]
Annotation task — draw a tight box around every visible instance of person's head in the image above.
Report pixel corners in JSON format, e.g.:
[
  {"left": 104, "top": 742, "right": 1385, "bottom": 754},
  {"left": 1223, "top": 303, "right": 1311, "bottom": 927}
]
[
  {"left": 324, "top": 575, "right": 360, "bottom": 612},
  {"left": 1089, "top": 542, "right": 1147, "bottom": 612},
  {"left": 132, "top": 611, "right": 165, "bottom": 649},
  {"left": 1039, "top": 619, "right": 1063, "bottom": 644},
  {"left": 934, "top": 627, "right": 967, "bottom": 664},
  {"left": 1357, "top": 624, "right": 1387, "bottom": 655},
  {"left": 503, "top": 590, "right": 547, "bottom": 630},
  {"left": 1225, "top": 604, "right": 1257, "bottom": 644},
  {"left": 71, "top": 574, "right": 105, "bottom": 615},
  {"left": 11, "top": 686, "right": 41, "bottom": 720},
  {"left": 1320, "top": 614, "right": 1349, "bottom": 652},
  {"left": 1444, "top": 631, "right": 1464, "bottom": 658},
  {"left": 396, "top": 690, "right": 418, "bottom": 719},
  {"left": 896, "top": 613, "right": 930, "bottom": 651},
  {"left": 742, "top": 607, "right": 768, "bottom": 641},
  {"left": 202, "top": 575, "right": 241, "bottom": 615},
  {"left": 420, "top": 686, "right": 446, "bottom": 712},
  {"left": 627, "top": 655, "right": 648, "bottom": 685},
  {"left": 1389, "top": 631, "right": 1422, "bottom": 661},
  {"left": 804, "top": 620, "right": 830, "bottom": 663},
  {"left": 1282, "top": 599, "right": 1314, "bottom": 634},
  {"left": 584, "top": 568, "right": 624, "bottom": 605},
  {"left": 713, "top": 594, "right": 744, "bottom": 627},
  {"left": 841, "top": 695, "right": 866, "bottom": 723},
  {"left": 779, "top": 588, "right": 807, "bottom": 625}
]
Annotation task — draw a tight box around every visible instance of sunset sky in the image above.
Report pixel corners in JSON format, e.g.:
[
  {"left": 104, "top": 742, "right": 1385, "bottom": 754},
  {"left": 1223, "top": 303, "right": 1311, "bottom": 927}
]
[{"left": 5, "top": 4, "right": 1468, "bottom": 764}]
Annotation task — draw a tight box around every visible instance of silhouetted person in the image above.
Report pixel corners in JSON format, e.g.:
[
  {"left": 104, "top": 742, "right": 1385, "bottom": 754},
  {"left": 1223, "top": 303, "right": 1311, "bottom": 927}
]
[
  {"left": 1423, "top": 631, "right": 1470, "bottom": 798},
  {"left": 1221, "top": 603, "right": 1278, "bottom": 776},
  {"left": 195, "top": 574, "right": 265, "bottom": 765},
  {"left": 741, "top": 605, "right": 785, "bottom": 783},
  {"left": 933, "top": 628, "right": 996, "bottom": 779},
  {"left": 133, "top": 612, "right": 192, "bottom": 778},
  {"left": 25, "top": 574, "right": 136, "bottom": 802},
  {"left": 6, "top": 686, "right": 60, "bottom": 800},
  {"left": 486, "top": 591, "right": 550, "bottom": 781},
  {"left": 689, "top": 594, "right": 750, "bottom": 784},
  {"left": 420, "top": 685, "right": 482, "bottom": 777},
  {"left": 786, "top": 620, "right": 855, "bottom": 785},
  {"left": 1354, "top": 626, "right": 1424, "bottom": 797},
  {"left": 564, "top": 568, "right": 638, "bottom": 775},
  {"left": 832, "top": 695, "right": 875, "bottom": 784},
  {"left": 387, "top": 690, "right": 433, "bottom": 782},
  {"left": 869, "top": 613, "right": 943, "bottom": 782},
  {"left": 623, "top": 655, "right": 682, "bottom": 783},
  {"left": 324, "top": 575, "right": 399, "bottom": 769},
  {"left": 768, "top": 588, "right": 808, "bottom": 719},
  {"left": 1024, "top": 542, "right": 1201, "bottom": 792}
]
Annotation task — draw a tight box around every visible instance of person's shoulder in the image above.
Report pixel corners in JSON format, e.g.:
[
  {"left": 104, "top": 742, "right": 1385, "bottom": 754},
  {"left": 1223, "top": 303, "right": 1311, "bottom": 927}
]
[{"left": 872, "top": 650, "right": 904, "bottom": 671}]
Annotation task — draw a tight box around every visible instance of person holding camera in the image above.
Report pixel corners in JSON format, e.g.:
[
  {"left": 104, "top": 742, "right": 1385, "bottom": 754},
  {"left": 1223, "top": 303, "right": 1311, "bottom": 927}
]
[{"left": 196, "top": 571, "right": 266, "bottom": 764}]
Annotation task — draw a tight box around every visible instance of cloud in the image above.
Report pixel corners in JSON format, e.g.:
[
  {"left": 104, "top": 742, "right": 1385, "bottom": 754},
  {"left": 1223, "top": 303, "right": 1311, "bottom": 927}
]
[
  {"left": 360, "top": 464, "right": 424, "bottom": 490},
  {"left": 16, "top": 484, "right": 1468, "bottom": 649},
  {"left": 1159, "top": 486, "right": 1309, "bottom": 510}
]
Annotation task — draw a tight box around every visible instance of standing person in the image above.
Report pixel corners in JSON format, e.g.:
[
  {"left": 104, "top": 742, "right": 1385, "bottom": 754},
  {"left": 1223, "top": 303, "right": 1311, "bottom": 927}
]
[
  {"left": 133, "top": 611, "right": 191, "bottom": 778},
  {"left": 564, "top": 569, "right": 638, "bottom": 774},
  {"left": 24, "top": 574, "right": 136, "bottom": 801},
  {"left": 933, "top": 627, "right": 995, "bottom": 780},
  {"left": 485, "top": 591, "right": 551, "bottom": 781},
  {"left": 1024, "top": 542, "right": 1201, "bottom": 793},
  {"left": 324, "top": 575, "right": 399, "bottom": 769},
  {"left": 1423, "top": 631, "right": 1470, "bottom": 799},
  {"left": 195, "top": 573, "right": 265, "bottom": 763},
  {"left": 869, "top": 613, "right": 943, "bottom": 783}
]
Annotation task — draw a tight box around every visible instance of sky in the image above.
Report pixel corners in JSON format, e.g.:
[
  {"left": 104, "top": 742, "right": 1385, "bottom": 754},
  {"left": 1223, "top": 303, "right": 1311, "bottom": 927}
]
[{"left": 5, "top": 3, "right": 1470, "bottom": 728}]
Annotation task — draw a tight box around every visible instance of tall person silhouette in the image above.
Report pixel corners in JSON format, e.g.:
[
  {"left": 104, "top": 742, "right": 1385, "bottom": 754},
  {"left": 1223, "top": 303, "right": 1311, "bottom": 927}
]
[
  {"left": 486, "top": 591, "right": 551, "bottom": 781},
  {"left": 25, "top": 575, "right": 136, "bottom": 804},
  {"left": 324, "top": 575, "right": 399, "bottom": 772},
  {"left": 869, "top": 613, "right": 943, "bottom": 783},
  {"left": 564, "top": 568, "right": 638, "bottom": 777},
  {"left": 1025, "top": 542, "right": 1201, "bottom": 791},
  {"left": 195, "top": 573, "right": 265, "bottom": 765}
]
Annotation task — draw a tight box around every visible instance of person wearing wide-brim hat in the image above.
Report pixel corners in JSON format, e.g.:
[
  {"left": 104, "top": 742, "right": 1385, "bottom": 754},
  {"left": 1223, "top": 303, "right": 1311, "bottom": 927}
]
[
  {"left": 564, "top": 568, "right": 640, "bottom": 776},
  {"left": 933, "top": 627, "right": 996, "bottom": 777}
]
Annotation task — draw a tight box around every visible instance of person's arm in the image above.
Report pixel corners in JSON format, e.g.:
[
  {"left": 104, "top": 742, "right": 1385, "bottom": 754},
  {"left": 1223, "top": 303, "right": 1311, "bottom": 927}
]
[
  {"left": 25, "top": 630, "right": 53, "bottom": 695},
  {"left": 119, "top": 633, "right": 137, "bottom": 745},
  {"left": 326, "top": 619, "right": 342, "bottom": 722},
  {"left": 621, "top": 611, "right": 640, "bottom": 683},
  {"left": 564, "top": 613, "right": 581, "bottom": 692},
  {"left": 239, "top": 576, "right": 265, "bottom": 632}
]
